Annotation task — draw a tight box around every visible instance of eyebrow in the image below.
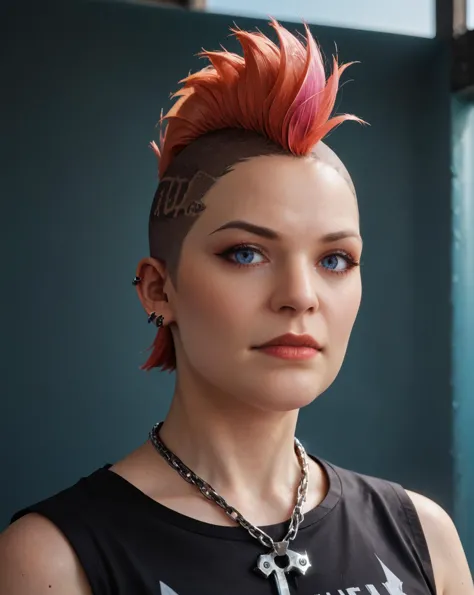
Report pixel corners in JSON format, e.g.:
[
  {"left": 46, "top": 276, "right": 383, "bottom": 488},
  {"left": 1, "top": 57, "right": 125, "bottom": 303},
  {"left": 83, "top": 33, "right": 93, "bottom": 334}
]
[{"left": 210, "top": 220, "right": 362, "bottom": 244}]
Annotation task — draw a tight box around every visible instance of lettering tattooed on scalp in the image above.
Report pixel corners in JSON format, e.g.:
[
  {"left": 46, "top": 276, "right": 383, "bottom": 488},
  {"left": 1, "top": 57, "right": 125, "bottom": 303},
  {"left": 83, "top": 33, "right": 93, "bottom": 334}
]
[{"left": 152, "top": 171, "right": 215, "bottom": 220}]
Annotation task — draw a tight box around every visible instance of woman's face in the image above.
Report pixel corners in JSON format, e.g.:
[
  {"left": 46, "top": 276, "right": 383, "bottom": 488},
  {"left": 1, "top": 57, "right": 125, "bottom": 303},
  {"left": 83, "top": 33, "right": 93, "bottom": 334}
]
[{"left": 167, "top": 153, "right": 362, "bottom": 412}]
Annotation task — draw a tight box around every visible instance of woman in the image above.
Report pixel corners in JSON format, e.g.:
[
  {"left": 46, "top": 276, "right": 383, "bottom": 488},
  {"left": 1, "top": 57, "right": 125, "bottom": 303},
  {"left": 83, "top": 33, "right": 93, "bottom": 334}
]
[{"left": 0, "top": 19, "right": 472, "bottom": 595}]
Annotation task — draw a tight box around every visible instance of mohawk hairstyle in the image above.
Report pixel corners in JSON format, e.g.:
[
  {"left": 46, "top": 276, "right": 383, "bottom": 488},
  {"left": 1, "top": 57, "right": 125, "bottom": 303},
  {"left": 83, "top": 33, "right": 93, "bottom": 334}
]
[{"left": 143, "top": 19, "right": 362, "bottom": 372}]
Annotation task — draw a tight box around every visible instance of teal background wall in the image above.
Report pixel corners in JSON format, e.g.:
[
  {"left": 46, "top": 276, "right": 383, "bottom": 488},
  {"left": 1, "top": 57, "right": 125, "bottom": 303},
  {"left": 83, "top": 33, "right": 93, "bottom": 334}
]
[
  {"left": 452, "top": 98, "right": 474, "bottom": 566},
  {"left": 1, "top": 0, "right": 454, "bottom": 544}
]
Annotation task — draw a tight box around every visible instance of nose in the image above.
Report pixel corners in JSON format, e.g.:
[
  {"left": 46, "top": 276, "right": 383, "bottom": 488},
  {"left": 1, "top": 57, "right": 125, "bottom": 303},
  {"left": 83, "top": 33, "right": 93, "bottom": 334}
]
[{"left": 269, "top": 258, "right": 320, "bottom": 315}]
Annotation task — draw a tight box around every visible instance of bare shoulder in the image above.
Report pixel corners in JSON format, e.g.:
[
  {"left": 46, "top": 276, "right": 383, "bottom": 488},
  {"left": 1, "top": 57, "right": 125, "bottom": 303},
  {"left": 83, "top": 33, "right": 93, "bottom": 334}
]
[
  {"left": 0, "top": 512, "right": 92, "bottom": 594},
  {"left": 405, "top": 489, "right": 474, "bottom": 595}
]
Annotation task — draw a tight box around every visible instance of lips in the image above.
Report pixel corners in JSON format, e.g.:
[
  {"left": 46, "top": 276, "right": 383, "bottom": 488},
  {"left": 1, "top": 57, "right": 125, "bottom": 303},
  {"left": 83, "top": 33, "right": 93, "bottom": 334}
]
[{"left": 254, "top": 333, "right": 322, "bottom": 350}]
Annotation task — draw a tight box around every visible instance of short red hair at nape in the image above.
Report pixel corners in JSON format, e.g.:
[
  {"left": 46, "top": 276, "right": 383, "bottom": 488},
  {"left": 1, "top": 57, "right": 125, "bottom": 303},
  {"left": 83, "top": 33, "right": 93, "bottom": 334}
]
[{"left": 142, "top": 19, "right": 363, "bottom": 372}]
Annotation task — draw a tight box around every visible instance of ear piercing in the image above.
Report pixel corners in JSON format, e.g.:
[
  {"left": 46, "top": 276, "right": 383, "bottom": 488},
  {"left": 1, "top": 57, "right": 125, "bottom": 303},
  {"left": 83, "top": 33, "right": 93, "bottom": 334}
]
[
  {"left": 148, "top": 312, "right": 164, "bottom": 327},
  {"left": 132, "top": 277, "right": 164, "bottom": 326}
]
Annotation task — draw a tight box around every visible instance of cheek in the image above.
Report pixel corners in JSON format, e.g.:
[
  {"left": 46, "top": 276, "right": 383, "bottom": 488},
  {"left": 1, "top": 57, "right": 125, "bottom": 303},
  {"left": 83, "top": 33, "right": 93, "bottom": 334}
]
[
  {"left": 327, "top": 278, "right": 362, "bottom": 342},
  {"left": 175, "top": 259, "right": 251, "bottom": 349}
]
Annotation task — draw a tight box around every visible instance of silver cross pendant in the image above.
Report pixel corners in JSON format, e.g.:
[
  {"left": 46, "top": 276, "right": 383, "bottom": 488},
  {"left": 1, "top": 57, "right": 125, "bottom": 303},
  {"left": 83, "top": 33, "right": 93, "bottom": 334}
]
[{"left": 255, "top": 541, "right": 311, "bottom": 595}]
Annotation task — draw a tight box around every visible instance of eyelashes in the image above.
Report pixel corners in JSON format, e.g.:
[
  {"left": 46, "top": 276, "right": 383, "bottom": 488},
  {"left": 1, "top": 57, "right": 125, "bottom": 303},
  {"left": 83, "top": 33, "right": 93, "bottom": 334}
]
[
  {"left": 319, "top": 252, "right": 360, "bottom": 274},
  {"left": 218, "top": 244, "right": 266, "bottom": 267},
  {"left": 217, "top": 243, "right": 360, "bottom": 275}
]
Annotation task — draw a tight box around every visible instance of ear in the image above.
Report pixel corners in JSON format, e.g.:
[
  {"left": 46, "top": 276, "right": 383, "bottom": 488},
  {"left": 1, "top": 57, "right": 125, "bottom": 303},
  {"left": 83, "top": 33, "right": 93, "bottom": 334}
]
[{"left": 134, "top": 257, "right": 175, "bottom": 325}]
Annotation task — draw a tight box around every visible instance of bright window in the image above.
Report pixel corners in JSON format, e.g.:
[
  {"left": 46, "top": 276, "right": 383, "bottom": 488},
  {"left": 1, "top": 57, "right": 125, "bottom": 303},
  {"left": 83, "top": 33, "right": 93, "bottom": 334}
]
[
  {"left": 468, "top": 0, "right": 474, "bottom": 29},
  {"left": 206, "top": 0, "right": 435, "bottom": 37}
]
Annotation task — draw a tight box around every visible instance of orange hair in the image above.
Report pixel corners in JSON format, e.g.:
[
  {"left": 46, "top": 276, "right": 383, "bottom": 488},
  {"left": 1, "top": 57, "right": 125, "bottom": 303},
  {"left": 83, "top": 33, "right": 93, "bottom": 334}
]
[{"left": 142, "top": 19, "right": 362, "bottom": 372}]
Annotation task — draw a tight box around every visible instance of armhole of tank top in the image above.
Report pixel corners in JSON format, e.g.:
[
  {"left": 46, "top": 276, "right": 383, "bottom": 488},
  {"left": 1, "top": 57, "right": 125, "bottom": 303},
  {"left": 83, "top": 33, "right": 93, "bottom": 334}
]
[
  {"left": 11, "top": 504, "right": 109, "bottom": 595},
  {"left": 388, "top": 482, "right": 437, "bottom": 595}
]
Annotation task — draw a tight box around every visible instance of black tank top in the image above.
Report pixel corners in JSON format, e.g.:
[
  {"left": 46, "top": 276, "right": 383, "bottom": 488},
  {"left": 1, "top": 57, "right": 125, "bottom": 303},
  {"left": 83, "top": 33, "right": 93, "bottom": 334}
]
[{"left": 11, "top": 456, "right": 436, "bottom": 595}]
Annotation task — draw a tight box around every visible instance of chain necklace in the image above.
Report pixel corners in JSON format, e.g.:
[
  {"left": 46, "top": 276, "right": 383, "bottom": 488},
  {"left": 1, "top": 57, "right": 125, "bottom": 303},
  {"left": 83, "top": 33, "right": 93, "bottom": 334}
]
[{"left": 149, "top": 421, "right": 312, "bottom": 595}]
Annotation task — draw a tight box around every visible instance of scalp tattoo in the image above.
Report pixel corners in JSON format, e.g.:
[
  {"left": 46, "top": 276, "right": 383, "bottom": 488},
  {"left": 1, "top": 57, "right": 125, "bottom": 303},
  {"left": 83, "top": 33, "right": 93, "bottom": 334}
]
[{"left": 151, "top": 171, "right": 215, "bottom": 220}]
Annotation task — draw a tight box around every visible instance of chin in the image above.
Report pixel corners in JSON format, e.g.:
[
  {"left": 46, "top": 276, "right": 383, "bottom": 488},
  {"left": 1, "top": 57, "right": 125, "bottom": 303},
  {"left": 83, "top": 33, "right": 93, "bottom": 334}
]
[
  {"left": 243, "top": 391, "right": 321, "bottom": 414},
  {"left": 237, "top": 369, "right": 329, "bottom": 412}
]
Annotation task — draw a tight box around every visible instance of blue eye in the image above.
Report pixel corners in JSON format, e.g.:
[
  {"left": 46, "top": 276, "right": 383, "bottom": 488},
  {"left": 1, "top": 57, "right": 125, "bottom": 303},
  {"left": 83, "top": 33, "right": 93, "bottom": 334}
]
[
  {"left": 320, "top": 253, "right": 354, "bottom": 273},
  {"left": 235, "top": 248, "right": 255, "bottom": 265},
  {"left": 233, "top": 247, "right": 265, "bottom": 265},
  {"left": 219, "top": 245, "right": 266, "bottom": 266}
]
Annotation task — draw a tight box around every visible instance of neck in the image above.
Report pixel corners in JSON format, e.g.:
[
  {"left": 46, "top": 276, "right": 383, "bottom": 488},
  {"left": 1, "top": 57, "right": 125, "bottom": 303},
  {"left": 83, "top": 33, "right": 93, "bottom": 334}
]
[{"left": 157, "top": 378, "right": 302, "bottom": 504}]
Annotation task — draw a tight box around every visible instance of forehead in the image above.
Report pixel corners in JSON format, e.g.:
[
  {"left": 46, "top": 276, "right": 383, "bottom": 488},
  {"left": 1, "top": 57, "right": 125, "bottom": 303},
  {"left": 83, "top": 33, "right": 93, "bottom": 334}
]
[{"left": 189, "top": 154, "right": 359, "bottom": 238}]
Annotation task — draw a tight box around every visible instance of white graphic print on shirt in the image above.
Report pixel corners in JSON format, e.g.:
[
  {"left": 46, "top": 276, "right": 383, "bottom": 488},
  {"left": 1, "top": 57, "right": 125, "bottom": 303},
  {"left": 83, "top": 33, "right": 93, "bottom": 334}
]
[
  {"left": 314, "top": 556, "right": 408, "bottom": 595},
  {"left": 159, "top": 555, "right": 408, "bottom": 595},
  {"left": 159, "top": 582, "right": 179, "bottom": 595}
]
